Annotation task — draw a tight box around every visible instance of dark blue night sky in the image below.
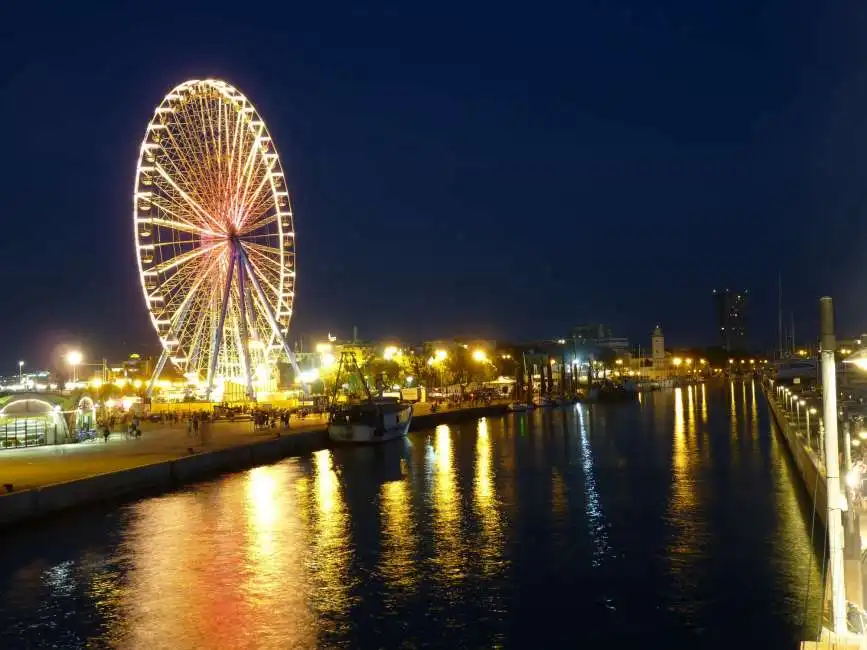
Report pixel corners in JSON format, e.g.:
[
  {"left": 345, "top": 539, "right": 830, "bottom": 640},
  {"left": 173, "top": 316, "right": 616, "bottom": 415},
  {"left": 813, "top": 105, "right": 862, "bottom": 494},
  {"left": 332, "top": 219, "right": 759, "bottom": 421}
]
[{"left": 2, "top": 0, "right": 867, "bottom": 368}]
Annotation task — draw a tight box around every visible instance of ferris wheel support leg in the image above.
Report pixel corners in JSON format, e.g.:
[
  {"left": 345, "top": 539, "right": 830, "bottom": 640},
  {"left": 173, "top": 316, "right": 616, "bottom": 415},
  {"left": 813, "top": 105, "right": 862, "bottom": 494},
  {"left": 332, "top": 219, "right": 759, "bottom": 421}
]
[
  {"left": 206, "top": 249, "right": 236, "bottom": 400},
  {"left": 236, "top": 254, "right": 256, "bottom": 401},
  {"left": 238, "top": 246, "right": 303, "bottom": 383},
  {"left": 147, "top": 348, "right": 170, "bottom": 398}
]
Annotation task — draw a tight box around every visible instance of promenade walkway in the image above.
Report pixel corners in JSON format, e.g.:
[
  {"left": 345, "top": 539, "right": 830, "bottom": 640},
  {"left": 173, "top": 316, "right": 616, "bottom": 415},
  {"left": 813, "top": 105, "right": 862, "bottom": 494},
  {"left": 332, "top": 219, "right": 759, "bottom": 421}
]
[
  {"left": 0, "top": 400, "right": 483, "bottom": 492},
  {"left": 0, "top": 416, "right": 327, "bottom": 492}
]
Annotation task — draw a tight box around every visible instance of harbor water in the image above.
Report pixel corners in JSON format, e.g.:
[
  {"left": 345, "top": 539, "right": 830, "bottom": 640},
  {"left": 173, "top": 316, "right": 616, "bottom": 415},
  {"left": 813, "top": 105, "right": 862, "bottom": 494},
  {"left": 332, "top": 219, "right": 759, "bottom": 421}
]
[{"left": 0, "top": 381, "right": 823, "bottom": 648}]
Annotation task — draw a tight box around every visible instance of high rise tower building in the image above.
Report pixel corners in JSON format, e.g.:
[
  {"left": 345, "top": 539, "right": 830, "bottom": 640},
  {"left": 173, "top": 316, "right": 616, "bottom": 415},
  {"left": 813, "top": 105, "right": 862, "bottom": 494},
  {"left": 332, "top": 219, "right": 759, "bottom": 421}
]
[{"left": 713, "top": 289, "right": 748, "bottom": 352}]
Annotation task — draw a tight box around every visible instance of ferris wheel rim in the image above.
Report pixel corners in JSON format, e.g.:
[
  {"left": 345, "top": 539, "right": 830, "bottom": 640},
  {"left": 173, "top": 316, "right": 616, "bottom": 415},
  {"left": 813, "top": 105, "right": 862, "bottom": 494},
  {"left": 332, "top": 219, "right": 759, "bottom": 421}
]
[{"left": 132, "top": 78, "right": 297, "bottom": 389}]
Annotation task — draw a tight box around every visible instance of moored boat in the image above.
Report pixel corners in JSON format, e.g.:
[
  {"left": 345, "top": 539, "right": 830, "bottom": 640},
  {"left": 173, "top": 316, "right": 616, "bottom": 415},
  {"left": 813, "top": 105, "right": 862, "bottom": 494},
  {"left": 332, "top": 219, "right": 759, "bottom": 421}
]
[
  {"left": 328, "top": 400, "right": 413, "bottom": 444},
  {"left": 326, "top": 351, "right": 413, "bottom": 445}
]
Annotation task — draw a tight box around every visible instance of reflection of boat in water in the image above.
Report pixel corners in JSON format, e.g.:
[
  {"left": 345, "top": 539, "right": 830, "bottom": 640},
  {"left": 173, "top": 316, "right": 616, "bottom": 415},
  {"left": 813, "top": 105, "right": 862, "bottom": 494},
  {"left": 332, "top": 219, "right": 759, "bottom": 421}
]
[
  {"left": 583, "top": 381, "right": 639, "bottom": 404},
  {"left": 331, "top": 438, "right": 410, "bottom": 485},
  {"left": 327, "top": 351, "right": 413, "bottom": 445}
]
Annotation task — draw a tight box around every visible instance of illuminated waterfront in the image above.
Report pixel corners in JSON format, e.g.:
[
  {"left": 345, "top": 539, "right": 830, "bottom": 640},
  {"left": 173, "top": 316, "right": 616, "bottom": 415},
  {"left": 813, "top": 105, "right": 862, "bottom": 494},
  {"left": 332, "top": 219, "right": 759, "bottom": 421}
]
[{"left": 0, "top": 382, "right": 822, "bottom": 648}]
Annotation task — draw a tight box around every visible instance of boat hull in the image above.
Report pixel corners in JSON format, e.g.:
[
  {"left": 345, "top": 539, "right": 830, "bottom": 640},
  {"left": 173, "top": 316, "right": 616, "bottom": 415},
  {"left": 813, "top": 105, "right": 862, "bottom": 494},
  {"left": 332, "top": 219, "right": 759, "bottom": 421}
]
[{"left": 328, "top": 405, "right": 413, "bottom": 444}]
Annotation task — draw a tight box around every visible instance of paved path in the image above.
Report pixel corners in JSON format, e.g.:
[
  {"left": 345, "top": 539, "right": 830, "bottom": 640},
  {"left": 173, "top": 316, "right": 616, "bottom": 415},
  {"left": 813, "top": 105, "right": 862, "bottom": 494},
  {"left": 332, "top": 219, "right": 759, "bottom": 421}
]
[
  {"left": 0, "top": 416, "right": 329, "bottom": 492},
  {"left": 0, "top": 401, "right": 496, "bottom": 492}
]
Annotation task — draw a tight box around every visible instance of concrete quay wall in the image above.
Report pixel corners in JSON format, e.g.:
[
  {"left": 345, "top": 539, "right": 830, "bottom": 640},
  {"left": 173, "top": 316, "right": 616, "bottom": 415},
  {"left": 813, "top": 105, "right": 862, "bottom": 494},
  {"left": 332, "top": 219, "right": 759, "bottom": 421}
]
[
  {"left": 764, "top": 384, "right": 828, "bottom": 526},
  {"left": 0, "top": 403, "right": 511, "bottom": 529},
  {"left": 0, "top": 428, "right": 328, "bottom": 529}
]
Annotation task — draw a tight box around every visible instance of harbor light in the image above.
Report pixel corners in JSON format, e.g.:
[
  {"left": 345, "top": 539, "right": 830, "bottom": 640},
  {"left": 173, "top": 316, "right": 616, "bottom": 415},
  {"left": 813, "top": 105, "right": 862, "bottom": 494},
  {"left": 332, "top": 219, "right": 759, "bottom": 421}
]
[
  {"left": 472, "top": 349, "right": 488, "bottom": 363},
  {"left": 383, "top": 346, "right": 400, "bottom": 361},
  {"left": 673, "top": 357, "right": 682, "bottom": 366},
  {"left": 843, "top": 348, "right": 867, "bottom": 373},
  {"left": 435, "top": 349, "right": 448, "bottom": 361},
  {"left": 321, "top": 352, "right": 336, "bottom": 368},
  {"left": 66, "top": 350, "right": 83, "bottom": 366}
]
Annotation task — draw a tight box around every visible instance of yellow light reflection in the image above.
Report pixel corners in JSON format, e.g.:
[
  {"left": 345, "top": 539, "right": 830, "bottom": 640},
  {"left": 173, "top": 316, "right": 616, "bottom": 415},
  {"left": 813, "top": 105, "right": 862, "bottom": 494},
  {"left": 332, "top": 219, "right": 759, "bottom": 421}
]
[
  {"left": 686, "top": 384, "right": 695, "bottom": 437},
  {"left": 701, "top": 383, "right": 708, "bottom": 425},
  {"left": 750, "top": 380, "right": 759, "bottom": 444},
  {"left": 475, "top": 418, "right": 503, "bottom": 576},
  {"left": 379, "top": 478, "right": 418, "bottom": 592},
  {"left": 668, "top": 387, "right": 705, "bottom": 610},
  {"left": 243, "top": 465, "right": 312, "bottom": 643},
  {"left": 432, "top": 424, "right": 465, "bottom": 582},
  {"left": 311, "top": 450, "right": 355, "bottom": 617},
  {"left": 673, "top": 388, "right": 689, "bottom": 490}
]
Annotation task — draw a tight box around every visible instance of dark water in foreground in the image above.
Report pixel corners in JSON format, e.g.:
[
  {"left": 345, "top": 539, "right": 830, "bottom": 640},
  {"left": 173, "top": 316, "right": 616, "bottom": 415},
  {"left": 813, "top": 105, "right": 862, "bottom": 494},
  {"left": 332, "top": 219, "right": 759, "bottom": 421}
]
[{"left": 0, "top": 382, "right": 822, "bottom": 649}]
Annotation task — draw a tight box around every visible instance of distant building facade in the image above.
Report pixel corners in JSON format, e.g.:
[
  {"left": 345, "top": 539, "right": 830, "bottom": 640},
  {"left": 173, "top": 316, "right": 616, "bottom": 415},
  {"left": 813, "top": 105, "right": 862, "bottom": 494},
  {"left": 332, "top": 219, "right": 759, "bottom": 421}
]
[
  {"left": 713, "top": 289, "right": 748, "bottom": 352},
  {"left": 571, "top": 324, "right": 630, "bottom": 355}
]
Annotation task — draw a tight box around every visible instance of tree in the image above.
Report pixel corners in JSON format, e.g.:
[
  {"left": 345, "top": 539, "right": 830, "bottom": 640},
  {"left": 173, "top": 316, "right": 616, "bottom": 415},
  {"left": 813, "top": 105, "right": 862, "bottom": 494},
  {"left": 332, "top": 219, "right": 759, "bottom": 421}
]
[
  {"left": 399, "top": 346, "right": 435, "bottom": 387},
  {"left": 596, "top": 348, "right": 618, "bottom": 375},
  {"left": 446, "top": 346, "right": 495, "bottom": 393},
  {"left": 366, "top": 359, "right": 401, "bottom": 394}
]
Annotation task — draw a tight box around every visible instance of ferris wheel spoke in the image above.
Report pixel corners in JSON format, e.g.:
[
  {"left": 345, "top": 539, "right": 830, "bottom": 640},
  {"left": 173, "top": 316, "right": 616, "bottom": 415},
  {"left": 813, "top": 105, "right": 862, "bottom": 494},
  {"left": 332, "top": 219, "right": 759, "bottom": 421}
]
[
  {"left": 243, "top": 250, "right": 287, "bottom": 316},
  {"left": 168, "top": 104, "right": 222, "bottom": 201},
  {"left": 157, "top": 125, "right": 215, "bottom": 217},
  {"left": 152, "top": 240, "right": 224, "bottom": 276},
  {"left": 238, "top": 171, "right": 272, "bottom": 229},
  {"left": 242, "top": 243, "right": 283, "bottom": 274},
  {"left": 238, "top": 213, "right": 277, "bottom": 235},
  {"left": 235, "top": 132, "right": 267, "bottom": 219},
  {"left": 153, "top": 161, "right": 223, "bottom": 233},
  {"left": 147, "top": 200, "right": 215, "bottom": 236}
]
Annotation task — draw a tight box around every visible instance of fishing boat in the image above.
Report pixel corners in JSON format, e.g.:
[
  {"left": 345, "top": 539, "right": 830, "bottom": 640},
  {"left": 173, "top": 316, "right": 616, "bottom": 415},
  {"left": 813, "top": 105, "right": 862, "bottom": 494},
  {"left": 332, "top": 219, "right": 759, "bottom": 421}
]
[{"left": 327, "top": 351, "right": 413, "bottom": 445}]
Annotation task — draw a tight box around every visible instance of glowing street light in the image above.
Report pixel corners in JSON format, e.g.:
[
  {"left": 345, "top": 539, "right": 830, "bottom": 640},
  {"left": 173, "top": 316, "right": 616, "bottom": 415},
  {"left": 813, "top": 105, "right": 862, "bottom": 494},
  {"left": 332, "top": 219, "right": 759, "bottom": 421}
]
[
  {"left": 472, "top": 349, "right": 488, "bottom": 363},
  {"left": 17, "top": 360, "right": 23, "bottom": 383},
  {"left": 435, "top": 349, "right": 448, "bottom": 361},
  {"left": 66, "top": 350, "right": 83, "bottom": 382},
  {"left": 383, "top": 346, "right": 400, "bottom": 361}
]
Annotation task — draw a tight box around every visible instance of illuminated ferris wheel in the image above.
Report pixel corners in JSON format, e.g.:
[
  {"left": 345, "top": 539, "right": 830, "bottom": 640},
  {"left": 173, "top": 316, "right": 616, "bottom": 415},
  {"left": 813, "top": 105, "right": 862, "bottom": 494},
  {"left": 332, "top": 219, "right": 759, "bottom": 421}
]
[{"left": 133, "top": 79, "right": 299, "bottom": 398}]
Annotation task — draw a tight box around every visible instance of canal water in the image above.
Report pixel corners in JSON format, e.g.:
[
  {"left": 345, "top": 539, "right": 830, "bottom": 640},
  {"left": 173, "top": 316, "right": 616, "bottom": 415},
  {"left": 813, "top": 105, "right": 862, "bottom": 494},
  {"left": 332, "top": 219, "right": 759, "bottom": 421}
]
[{"left": 0, "top": 382, "right": 823, "bottom": 649}]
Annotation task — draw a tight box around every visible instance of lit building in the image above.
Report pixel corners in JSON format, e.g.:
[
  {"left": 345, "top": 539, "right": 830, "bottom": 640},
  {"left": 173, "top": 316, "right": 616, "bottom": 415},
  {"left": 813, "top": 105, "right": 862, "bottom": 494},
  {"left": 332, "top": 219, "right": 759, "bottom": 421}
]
[{"left": 713, "top": 289, "right": 748, "bottom": 352}]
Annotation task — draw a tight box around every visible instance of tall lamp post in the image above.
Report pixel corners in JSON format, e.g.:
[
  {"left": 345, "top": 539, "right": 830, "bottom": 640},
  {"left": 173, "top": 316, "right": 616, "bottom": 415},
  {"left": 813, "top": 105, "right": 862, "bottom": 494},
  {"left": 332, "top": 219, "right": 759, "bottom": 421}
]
[
  {"left": 66, "top": 350, "right": 83, "bottom": 383},
  {"left": 18, "top": 360, "right": 24, "bottom": 384}
]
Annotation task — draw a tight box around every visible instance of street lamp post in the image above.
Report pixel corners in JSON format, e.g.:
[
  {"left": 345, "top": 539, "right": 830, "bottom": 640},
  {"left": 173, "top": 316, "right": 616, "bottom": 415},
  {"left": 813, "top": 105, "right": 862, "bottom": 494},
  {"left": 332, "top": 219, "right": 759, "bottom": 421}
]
[
  {"left": 18, "top": 360, "right": 23, "bottom": 384},
  {"left": 806, "top": 407, "right": 816, "bottom": 447},
  {"left": 66, "top": 350, "right": 83, "bottom": 383}
]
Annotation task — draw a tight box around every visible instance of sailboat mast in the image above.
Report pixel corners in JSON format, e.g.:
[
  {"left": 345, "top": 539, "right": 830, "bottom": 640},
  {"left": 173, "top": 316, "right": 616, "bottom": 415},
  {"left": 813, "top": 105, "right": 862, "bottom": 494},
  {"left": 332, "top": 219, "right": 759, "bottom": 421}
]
[{"left": 777, "top": 273, "right": 783, "bottom": 360}]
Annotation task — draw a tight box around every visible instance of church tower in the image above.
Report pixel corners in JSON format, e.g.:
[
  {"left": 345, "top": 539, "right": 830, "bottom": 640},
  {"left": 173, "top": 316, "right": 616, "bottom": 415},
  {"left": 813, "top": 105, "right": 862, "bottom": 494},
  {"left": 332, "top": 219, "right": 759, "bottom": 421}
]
[{"left": 651, "top": 324, "right": 665, "bottom": 374}]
